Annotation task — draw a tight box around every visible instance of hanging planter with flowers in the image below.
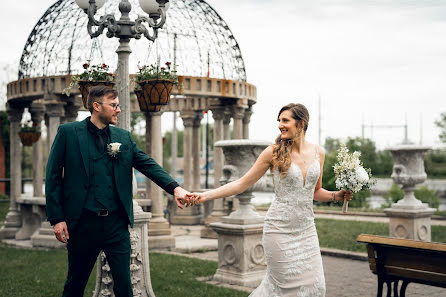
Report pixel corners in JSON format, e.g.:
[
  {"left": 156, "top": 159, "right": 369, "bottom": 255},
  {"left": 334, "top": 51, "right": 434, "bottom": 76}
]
[
  {"left": 134, "top": 62, "right": 178, "bottom": 112},
  {"left": 18, "top": 120, "right": 41, "bottom": 146},
  {"left": 64, "top": 63, "right": 115, "bottom": 109}
]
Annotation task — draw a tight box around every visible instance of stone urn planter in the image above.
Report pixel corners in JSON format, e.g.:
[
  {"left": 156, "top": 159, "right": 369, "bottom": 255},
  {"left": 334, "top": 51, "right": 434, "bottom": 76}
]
[
  {"left": 18, "top": 131, "right": 41, "bottom": 146},
  {"left": 78, "top": 80, "right": 115, "bottom": 109},
  {"left": 136, "top": 79, "right": 174, "bottom": 112},
  {"left": 385, "top": 144, "right": 436, "bottom": 241}
]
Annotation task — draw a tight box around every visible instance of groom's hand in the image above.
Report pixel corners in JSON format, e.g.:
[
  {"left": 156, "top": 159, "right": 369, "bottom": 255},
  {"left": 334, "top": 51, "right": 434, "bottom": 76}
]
[
  {"left": 173, "top": 186, "right": 190, "bottom": 209},
  {"left": 53, "top": 221, "right": 69, "bottom": 244}
]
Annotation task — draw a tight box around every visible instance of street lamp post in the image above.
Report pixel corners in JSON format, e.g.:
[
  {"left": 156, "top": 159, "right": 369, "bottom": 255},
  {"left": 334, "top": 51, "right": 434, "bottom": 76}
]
[{"left": 75, "top": 0, "right": 170, "bottom": 130}]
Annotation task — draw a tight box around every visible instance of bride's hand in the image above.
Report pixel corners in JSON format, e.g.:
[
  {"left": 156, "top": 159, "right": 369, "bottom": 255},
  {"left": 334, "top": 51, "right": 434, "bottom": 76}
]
[
  {"left": 335, "top": 189, "right": 353, "bottom": 202},
  {"left": 185, "top": 193, "right": 206, "bottom": 205}
]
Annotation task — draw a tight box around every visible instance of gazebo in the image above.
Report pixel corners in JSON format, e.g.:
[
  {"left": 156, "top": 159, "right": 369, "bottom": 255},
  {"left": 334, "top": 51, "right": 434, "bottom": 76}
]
[{"left": 1, "top": 0, "right": 257, "bottom": 248}]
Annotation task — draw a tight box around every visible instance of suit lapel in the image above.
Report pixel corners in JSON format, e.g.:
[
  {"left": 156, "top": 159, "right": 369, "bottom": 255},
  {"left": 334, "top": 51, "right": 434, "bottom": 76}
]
[{"left": 76, "top": 119, "right": 90, "bottom": 178}]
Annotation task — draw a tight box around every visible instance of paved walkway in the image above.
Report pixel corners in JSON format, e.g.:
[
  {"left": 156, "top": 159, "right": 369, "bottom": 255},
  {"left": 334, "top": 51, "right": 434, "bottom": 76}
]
[{"left": 170, "top": 223, "right": 445, "bottom": 297}]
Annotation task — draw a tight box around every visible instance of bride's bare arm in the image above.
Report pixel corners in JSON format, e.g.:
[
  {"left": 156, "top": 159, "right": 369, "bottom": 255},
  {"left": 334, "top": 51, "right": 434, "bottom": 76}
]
[{"left": 200, "top": 146, "right": 273, "bottom": 202}]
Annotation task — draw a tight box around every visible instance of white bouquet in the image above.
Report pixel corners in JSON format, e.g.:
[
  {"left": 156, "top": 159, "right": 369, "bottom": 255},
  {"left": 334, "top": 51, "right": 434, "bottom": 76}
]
[{"left": 333, "top": 144, "right": 375, "bottom": 213}]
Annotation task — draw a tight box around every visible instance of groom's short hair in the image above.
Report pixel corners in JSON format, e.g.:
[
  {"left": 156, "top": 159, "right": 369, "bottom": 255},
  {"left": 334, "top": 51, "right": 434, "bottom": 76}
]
[{"left": 87, "top": 85, "right": 118, "bottom": 113}]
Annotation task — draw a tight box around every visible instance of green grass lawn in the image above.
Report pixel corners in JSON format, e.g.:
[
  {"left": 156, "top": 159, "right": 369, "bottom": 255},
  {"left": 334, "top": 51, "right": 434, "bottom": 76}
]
[
  {"left": 316, "top": 218, "right": 446, "bottom": 252},
  {"left": 0, "top": 247, "right": 249, "bottom": 297}
]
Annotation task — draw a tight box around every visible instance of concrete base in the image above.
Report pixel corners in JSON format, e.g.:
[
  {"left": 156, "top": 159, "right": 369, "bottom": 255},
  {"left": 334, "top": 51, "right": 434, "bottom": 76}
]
[
  {"left": 31, "top": 221, "right": 65, "bottom": 248},
  {"left": 384, "top": 206, "right": 436, "bottom": 241},
  {"left": 213, "top": 268, "right": 266, "bottom": 288},
  {"left": 148, "top": 235, "right": 176, "bottom": 250},
  {"left": 0, "top": 210, "right": 22, "bottom": 240},
  {"left": 170, "top": 214, "right": 202, "bottom": 225},
  {"left": 210, "top": 222, "right": 266, "bottom": 288},
  {"left": 200, "top": 214, "right": 225, "bottom": 239}
]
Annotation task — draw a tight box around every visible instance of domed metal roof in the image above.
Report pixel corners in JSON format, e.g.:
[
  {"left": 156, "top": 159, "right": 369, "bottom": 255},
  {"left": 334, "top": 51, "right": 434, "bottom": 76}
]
[{"left": 18, "top": 0, "right": 247, "bottom": 81}]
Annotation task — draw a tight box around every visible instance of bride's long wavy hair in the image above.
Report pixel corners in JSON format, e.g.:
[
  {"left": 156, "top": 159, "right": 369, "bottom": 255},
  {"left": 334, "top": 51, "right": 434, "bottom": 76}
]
[{"left": 271, "top": 103, "right": 310, "bottom": 177}]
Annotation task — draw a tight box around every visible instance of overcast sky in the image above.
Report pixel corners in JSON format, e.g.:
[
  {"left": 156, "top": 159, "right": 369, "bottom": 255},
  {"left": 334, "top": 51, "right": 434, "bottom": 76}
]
[{"left": 1, "top": 0, "right": 446, "bottom": 149}]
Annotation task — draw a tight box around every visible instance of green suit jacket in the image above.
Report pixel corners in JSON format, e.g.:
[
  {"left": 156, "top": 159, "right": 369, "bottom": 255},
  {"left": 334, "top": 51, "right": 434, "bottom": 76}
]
[{"left": 45, "top": 119, "right": 176, "bottom": 230}]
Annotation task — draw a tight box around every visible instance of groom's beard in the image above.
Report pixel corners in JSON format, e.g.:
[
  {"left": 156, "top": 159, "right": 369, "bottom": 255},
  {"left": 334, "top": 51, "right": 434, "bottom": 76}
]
[{"left": 98, "top": 112, "right": 118, "bottom": 126}]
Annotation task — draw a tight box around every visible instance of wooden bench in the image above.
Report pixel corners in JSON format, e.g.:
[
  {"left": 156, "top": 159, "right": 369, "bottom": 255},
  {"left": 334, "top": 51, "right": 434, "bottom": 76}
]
[{"left": 357, "top": 234, "right": 446, "bottom": 297}]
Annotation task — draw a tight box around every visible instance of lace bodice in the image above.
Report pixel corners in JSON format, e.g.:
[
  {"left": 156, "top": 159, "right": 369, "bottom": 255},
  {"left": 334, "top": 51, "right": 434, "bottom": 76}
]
[{"left": 265, "top": 153, "right": 321, "bottom": 234}]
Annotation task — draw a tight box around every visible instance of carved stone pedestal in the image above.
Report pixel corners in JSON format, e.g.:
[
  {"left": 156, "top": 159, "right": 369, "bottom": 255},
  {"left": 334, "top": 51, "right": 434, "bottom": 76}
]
[
  {"left": 0, "top": 210, "right": 22, "bottom": 240},
  {"left": 93, "top": 201, "right": 155, "bottom": 297},
  {"left": 385, "top": 208, "right": 436, "bottom": 241},
  {"left": 210, "top": 222, "right": 265, "bottom": 288}
]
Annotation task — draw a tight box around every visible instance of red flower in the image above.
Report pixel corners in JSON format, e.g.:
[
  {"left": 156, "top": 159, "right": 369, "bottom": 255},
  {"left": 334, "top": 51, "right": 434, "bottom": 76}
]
[
  {"left": 165, "top": 62, "right": 171, "bottom": 66},
  {"left": 102, "top": 64, "right": 108, "bottom": 69},
  {"left": 33, "top": 122, "right": 38, "bottom": 126},
  {"left": 83, "top": 63, "right": 89, "bottom": 69}
]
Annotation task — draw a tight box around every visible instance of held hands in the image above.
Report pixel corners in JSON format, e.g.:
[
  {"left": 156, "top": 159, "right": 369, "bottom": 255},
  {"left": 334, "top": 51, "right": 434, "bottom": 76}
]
[
  {"left": 177, "top": 193, "right": 205, "bottom": 207},
  {"left": 53, "top": 221, "right": 69, "bottom": 244},
  {"left": 173, "top": 186, "right": 192, "bottom": 209}
]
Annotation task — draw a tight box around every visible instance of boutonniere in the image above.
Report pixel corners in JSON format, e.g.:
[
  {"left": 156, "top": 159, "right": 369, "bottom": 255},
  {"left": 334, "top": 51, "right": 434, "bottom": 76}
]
[{"left": 107, "top": 142, "right": 122, "bottom": 158}]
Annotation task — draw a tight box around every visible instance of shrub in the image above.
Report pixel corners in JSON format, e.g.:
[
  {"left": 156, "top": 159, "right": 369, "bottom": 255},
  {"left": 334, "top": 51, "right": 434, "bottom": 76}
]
[{"left": 414, "top": 186, "right": 440, "bottom": 208}]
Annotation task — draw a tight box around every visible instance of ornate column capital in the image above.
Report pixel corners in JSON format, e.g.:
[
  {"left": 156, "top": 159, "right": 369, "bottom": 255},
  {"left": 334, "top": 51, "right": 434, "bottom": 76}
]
[
  {"left": 193, "top": 111, "right": 204, "bottom": 128},
  {"left": 210, "top": 106, "right": 225, "bottom": 121},
  {"left": 45, "top": 102, "right": 65, "bottom": 118},
  {"left": 223, "top": 107, "right": 232, "bottom": 125},
  {"left": 29, "top": 100, "right": 46, "bottom": 123},
  {"left": 232, "top": 106, "right": 245, "bottom": 120},
  {"left": 243, "top": 108, "right": 253, "bottom": 124},
  {"left": 6, "top": 103, "right": 24, "bottom": 123},
  {"left": 180, "top": 111, "right": 196, "bottom": 128}
]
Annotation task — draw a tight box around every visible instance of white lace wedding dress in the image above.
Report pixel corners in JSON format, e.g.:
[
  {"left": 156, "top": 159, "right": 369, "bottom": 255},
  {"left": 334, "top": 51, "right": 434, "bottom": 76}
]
[{"left": 250, "top": 152, "right": 326, "bottom": 297}]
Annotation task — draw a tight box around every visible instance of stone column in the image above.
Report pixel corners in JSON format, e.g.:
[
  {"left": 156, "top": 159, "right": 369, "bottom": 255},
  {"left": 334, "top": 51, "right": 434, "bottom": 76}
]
[
  {"left": 61, "top": 97, "right": 81, "bottom": 124},
  {"left": 192, "top": 112, "right": 203, "bottom": 190},
  {"left": 243, "top": 107, "right": 253, "bottom": 140},
  {"left": 169, "top": 111, "right": 201, "bottom": 225},
  {"left": 29, "top": 101, "right": 45, "bottom": 197},
  {"left": 171, "top": 111, "right": 178, "bottom": 180},
  {"left": 0, "top": 104, "right": 23, "bottom": 239},
  {"left": 45, "top": 101, "right": 65, "bottom": 150},
  {"left": 147, "top": 111, "right": 175, "bottom": 249},
  {"left": 32, "top": 101, "right": 66, "bottom": 246},
  {"left": 223, "top": 107, "right": 232, "bottom": 140},
  {"left": 232, "top": 106, "right": 245, "bottom": 140},
  {"left": 200, "top": 106, "right": 225, "bottom": 238},
  {"left": 145, "top": 113, "right": 152, "bottom": 198},
  {"left": 181, "top": 111, "right": 194, "bottom": 190}
]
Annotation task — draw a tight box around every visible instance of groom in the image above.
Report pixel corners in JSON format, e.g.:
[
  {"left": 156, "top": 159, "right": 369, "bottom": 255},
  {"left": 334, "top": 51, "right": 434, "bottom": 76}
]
[{"left": 45, "top": 85, "right": 189, "bottom": 297}]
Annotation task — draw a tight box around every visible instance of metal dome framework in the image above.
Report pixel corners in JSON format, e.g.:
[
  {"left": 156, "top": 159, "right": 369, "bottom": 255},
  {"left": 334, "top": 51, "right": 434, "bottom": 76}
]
[{"left": 18, "top": 0, "right": 247, "bottom": 81}]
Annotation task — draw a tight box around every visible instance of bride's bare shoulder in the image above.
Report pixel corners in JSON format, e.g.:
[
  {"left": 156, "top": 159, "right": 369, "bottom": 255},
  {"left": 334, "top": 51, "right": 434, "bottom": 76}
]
[{"left": 307, "top": 142, "right": 325, "bottom": 158}]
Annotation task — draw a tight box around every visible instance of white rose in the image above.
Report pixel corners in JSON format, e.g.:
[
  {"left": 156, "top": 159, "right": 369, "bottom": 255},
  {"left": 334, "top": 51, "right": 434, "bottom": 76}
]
[
  {"left": 109, "top": 142, "right": 122, "bottom": 152},
  {"left": 355, "top": 166, "right": 369, "bottom": 183},
  {"left": 108, "top": 142, "right": 122, "bottom": 157}
]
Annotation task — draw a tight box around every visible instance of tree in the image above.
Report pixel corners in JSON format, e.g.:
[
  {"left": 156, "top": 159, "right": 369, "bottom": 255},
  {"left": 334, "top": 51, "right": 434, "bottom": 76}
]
[{"left": 435, "top": 112, "right": 446, "bottom": 143}]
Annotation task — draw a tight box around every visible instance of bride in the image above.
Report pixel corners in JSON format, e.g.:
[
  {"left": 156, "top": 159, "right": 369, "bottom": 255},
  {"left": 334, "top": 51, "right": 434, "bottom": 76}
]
[{"left": 184, "top": 103, "right": 352, "bottom": 296}]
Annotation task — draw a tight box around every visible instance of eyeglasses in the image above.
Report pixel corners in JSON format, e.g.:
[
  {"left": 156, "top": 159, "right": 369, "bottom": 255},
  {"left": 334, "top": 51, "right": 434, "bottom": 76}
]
[{"left": 97, "top": 102, "right": 120, "bottom": 111}]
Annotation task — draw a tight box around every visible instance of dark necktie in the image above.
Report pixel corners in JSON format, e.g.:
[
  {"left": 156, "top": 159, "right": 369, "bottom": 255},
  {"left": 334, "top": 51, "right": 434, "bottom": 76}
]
[{"left": 96, "top": 129, "right": 107, "bottom": 152}]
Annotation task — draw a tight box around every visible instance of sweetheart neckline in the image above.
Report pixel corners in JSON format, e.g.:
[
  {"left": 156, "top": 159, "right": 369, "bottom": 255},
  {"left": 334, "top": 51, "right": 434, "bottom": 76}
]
[{"left": 290, "top": 159, "right": 319, "bottom": 187}]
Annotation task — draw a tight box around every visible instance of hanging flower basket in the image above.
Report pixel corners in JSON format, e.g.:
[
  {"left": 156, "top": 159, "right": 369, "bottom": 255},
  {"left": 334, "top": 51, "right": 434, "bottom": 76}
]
[
  {"left": 18, "top": 131, "right": 41, "bottom": 146},
  {"left": 136, "top": 79, "right": 175, "bottom": 112},
  {"left": 135, "top": 89, "right": 162, "bottom": 112},
  {"left": 78, "top": 80, "right": 115, "bottom": 109}
]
